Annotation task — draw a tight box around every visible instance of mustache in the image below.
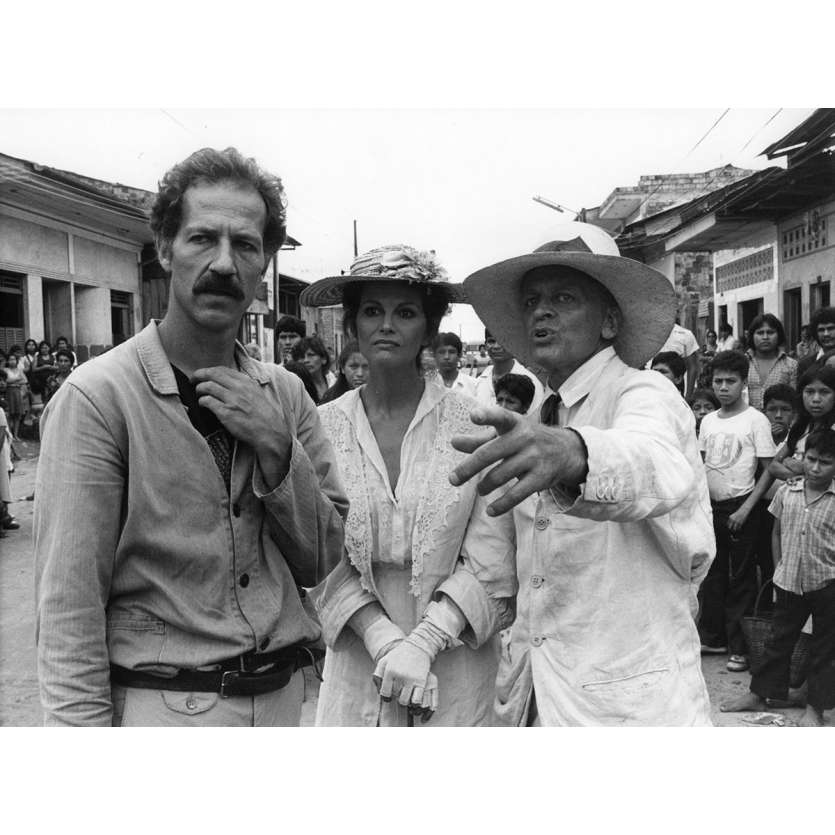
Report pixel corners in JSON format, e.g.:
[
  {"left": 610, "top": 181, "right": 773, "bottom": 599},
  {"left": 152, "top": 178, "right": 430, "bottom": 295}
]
[{"left": 193, "top": 274, "right": 245, "bottom": 300}]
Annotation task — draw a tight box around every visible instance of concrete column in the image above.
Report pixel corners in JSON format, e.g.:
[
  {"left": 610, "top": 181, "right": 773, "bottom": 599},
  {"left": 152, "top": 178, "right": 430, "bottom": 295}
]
[{"left": 24, "top": 274, "right": 44, "bottom": 340}]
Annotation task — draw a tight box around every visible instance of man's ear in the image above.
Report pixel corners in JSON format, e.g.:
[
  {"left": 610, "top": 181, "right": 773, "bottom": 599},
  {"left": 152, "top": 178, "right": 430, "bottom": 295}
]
[
  {"left": 156, "top": 238, "right": 172, "bottom": 273},
  {"left": 601, "top": 306, "right": 620, "bottom": 341}
]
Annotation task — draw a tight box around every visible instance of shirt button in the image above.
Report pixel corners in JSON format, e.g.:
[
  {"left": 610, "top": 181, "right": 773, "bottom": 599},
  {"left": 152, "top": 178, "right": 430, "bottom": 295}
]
[
  {"left": 531, "top": 635, "right": 544, "bottom": 646},
  {"left": 531, "top": 575, "right": 544, "bottom": 588},
  {"left": 259, "top": 636, "right": 270, "bottom": 650},
  {"left": 232, "top": 503, "right": 241, "bottom": 517},
  {"left": 186, "top": 697, "right": 197, "bottom": 710},
  {"left": 239, "top": 573, "right": 250, "bottom": 588},
  {"left": 535, "top": 518, "right": 549, "bottom": 531}
]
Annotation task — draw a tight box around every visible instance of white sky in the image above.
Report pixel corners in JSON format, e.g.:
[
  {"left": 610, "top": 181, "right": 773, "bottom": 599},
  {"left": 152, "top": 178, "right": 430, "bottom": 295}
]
[{"left": 0, "top": 107, "right": 812, "bottom": 341}]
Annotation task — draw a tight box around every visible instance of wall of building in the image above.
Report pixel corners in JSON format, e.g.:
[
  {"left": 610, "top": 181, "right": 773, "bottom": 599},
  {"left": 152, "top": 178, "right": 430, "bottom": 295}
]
[
  {"left": 73, "top": 236, "right": 139, "bottom": 291},
  {"left": 713, "top": 226, "right": 780, "bottom": 339},
  {"left": 777, "top": 198, "right": 835, "bottom": 325},
  {"left": 0, "top": 204, "right": 143, "bottom": 357},
  {"left": 0, "top": 213, "right": 69, "bottom": 275}
]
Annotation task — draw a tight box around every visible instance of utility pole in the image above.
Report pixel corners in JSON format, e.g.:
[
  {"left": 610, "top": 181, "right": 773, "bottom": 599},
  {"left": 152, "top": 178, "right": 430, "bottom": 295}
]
[{"left": 353, "top": 220, "right": 358, "bottom": 257}]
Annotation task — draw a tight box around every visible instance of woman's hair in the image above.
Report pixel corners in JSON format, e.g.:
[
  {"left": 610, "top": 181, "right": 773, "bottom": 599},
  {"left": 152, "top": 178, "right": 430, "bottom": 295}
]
[
  {"left": 687, "top": 388, "right": 720, "bottom": 409},
  {"left": 705, "top": 329, "right": 717, "bottom": 340},
  {"left": 786, "top": 365, "right": 835, "bottom": 454},
  {"left": 719, "top": 323, "right": 733, "bottom": 336},
  {"left": 282, "top": 361, "right": 320, "bottom": 404},
  {"left": 341, "top": 282, "right": 450, "bottom": 368},
  {"left": 494, "top": 373, "right": 536, "bottom": 413},
  {"left": 38, "top": 340, "right": 52, "bottom": 353},
  {"left": 291, "top": 336, "right": 331, "bottom": 375},
  {"left": 55, "top": 349, "right": 74, "bottom": 365},
  {"left": 24, "top": 339, "right": 38, "bottom": 353},
  {"left": 320, "top": 341, "right": 364, "bottom": 404},
  {"left": 746, "top": 313, "right": 786, "bottom": 351}
]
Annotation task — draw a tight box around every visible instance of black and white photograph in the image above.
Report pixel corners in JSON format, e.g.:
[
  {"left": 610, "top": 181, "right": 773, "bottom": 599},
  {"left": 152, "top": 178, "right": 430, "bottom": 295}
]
[{"left": 1, "top": 4, "right": 832, "bottom": 831}]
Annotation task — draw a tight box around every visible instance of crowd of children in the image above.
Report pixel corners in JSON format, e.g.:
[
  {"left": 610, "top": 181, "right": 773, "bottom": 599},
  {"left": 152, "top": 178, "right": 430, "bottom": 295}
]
[
  {"left": 649, "top": 306, "right": 835, "bottom": 724},
  {"left": 0, "top": 336, "right": 78, "bottom": 540}
]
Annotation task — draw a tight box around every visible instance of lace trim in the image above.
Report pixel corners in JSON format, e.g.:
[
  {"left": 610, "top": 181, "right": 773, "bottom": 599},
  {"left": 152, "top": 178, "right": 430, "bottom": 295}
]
[
  {"left": 319, "top": 405, "right": 375, "bottom": 594},
  {"left": 409, "top": 394, "right": 477, "bottom": 598}
]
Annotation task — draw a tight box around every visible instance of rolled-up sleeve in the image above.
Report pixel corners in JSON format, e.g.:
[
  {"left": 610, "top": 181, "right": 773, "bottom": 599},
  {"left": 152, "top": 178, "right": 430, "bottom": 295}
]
[
  {"left": 34, "top": 383, "right": 125, "bottom": 726},
  {"left": 549, "top": 376, "right": 698, "bottom": 522},
  {"left": 254, "top": 376, "right": 348, "bottom": 588},
  {"left": 308, "top": 558, "right": 379, "bottom": 647}
]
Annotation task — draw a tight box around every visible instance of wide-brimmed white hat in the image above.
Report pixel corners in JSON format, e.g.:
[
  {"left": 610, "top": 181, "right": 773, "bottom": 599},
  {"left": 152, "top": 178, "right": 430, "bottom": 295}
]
[
  {"left": 463, "top": 222, "right": 676, "bottom": 369},
  {"left": 300, "top": 244, "right": 465, "bottom": 307}
]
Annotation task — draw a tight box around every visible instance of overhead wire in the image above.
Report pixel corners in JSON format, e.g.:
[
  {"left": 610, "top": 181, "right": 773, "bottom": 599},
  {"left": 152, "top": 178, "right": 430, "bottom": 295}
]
[{"left": 629, "top": 109, "right": 732, "bottom": 220}]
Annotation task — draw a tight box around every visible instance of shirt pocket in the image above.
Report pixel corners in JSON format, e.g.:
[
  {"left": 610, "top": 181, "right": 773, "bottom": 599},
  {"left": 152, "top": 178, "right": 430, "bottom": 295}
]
[{"left": 579, "top": 664, "right": 674, "bottom": 723}]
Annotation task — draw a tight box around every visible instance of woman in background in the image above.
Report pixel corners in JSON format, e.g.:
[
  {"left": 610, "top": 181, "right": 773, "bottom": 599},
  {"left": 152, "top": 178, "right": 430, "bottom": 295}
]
[
  {"left": 293, "top": 336, "right": 336, "bottom": 402},
  {"left": 319, "top": 341, "right": 369, "bottom": 405}
]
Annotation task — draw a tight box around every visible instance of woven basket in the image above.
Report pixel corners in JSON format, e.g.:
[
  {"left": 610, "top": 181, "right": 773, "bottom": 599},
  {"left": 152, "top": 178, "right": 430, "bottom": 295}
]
[{"left": 742, "top": 580, "right": 811, "bottom": 688}]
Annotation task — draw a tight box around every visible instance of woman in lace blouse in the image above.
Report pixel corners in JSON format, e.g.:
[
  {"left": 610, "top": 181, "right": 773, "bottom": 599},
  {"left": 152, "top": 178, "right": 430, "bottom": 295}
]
[{"left": 302, "top": 245, "right": 517, "bottom": 726}]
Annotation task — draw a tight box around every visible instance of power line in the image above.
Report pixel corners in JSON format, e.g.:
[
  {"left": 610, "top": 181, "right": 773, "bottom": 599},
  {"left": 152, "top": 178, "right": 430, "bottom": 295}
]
[
  {"left": 739, "top": 108, "right": 783, "bottom": 153},
  {"left": 630, "top": 109, "right": 732, "bottom": 221}
]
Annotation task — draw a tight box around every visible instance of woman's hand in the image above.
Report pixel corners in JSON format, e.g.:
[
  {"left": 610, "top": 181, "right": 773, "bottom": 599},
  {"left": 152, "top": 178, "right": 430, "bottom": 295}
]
[{"left": 373, "top": 640, "right": 433, "bottom": 708}]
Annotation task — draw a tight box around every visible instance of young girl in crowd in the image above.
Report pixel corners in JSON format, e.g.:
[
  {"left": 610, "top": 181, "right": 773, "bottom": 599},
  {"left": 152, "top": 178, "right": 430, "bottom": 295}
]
[
  {"left": 319, "top": 341, "right": 369, "bottom": 404},
  {"left": 744, "top": 313, "right": 797, "bottom": 411},
  {"left": 768, "top": 366, "right": 835, "bottom": 482},
  {"left": 3, "top": 354, "right": 28, "bottom": 439},
  {"left": 687, "top": 387, "right": 719, "bottom": 434},
  {"left": 493, "top": 373, "right": 535, "bottom": 415}
]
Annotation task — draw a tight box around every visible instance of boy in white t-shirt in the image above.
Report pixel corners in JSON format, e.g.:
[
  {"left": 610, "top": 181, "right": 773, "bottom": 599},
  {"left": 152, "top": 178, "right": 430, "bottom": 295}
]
[{"left": 698, "top": 350, "right": 777, "bottom": 672}]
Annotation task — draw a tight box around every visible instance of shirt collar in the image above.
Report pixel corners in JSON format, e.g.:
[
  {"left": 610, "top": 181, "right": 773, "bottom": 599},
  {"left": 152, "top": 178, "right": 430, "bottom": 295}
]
[
  {"left": 137, "top": 320, "right": 270, "bottom": 395},
  {"left": 542, "top": 346, "right": 617, "bottom": 408}
]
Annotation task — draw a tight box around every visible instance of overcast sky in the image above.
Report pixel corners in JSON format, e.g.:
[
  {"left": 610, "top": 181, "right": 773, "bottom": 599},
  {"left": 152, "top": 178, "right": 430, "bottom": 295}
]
[{"left": 0, "top": 108, "right": 814, "bottom": 341}]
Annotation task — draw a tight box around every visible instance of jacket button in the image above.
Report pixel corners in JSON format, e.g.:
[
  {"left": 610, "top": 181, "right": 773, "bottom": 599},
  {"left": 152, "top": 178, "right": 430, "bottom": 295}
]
[
  {"left": 186, "top": 697, "right": 197, "bottom": 710},
  {"left": 239, "top": 573, "right": 250, "bottom": 588},
  {"left": 531, "top": 635, "right": 544, "bottom": 646},
  {"left": 535, "top": 518, "right": 549, "bottom": 531},
  {"left": 232, "top": 503, "right": 241, "bottom": 517},
  {"left": 531, "top": 575, "right": 544, "bottom": 588}
]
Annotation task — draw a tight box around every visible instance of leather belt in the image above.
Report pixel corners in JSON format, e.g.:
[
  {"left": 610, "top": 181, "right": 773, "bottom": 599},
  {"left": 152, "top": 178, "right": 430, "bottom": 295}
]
[{"left": 111, "top": 644, "right": 324, "bottom": 698}]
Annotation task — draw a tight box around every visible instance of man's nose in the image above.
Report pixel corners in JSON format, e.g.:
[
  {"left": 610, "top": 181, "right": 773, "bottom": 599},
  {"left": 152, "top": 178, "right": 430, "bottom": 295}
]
[{"left": 210, "top": 239, "right": 236, "bottom": 274}]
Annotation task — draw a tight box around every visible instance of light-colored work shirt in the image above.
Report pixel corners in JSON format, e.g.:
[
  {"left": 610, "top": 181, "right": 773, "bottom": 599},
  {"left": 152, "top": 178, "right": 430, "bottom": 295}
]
[
  {"left": 769, "top": 479, "right": 835, "bottom": 594},
  {"left": 659, "top": 323, "right": 699, "bottom": 358},
  {"left": 34, "top": 321, "right": 348, "bottom": 726},
  {"left": 484, "top": 347, "right": 715, "bottom": 726}
]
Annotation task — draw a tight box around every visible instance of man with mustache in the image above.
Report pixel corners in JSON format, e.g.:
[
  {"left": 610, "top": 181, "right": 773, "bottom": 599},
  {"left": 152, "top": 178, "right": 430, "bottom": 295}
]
[
  {"left": 34, "top": 147, "right": 348, "bottom": 726},
  {"left": 451, "top": 222, "right": 715, "bottom": 725}
]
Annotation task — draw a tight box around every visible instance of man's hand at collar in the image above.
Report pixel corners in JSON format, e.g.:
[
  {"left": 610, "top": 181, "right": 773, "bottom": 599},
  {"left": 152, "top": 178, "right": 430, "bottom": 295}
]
[
  {"left": 193, "top": 366, "right": 292, "bottom": 488},
  {"left": 449, "top": 405, "right": 588, "bottom": 516}
]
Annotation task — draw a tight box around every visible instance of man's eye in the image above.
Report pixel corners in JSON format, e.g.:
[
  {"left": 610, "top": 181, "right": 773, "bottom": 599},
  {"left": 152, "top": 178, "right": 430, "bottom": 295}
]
[{"left": 522, "top": 297, "right": 537, "bottom": 308}]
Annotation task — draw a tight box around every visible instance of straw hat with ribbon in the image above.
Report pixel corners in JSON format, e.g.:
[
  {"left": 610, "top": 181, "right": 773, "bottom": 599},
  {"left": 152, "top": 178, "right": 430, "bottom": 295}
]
[
  {"left": 462, "top": 222, "right": 676, "bottom": 370},
  {"left": 300, "top": 245, "right": 465, "bottom": 308}
]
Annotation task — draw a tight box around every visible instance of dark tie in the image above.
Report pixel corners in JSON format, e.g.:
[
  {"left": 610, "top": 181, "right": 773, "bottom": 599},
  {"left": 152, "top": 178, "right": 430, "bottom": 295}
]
[{"left": 540, "top": 393, "right": 562, "bottom": 426}]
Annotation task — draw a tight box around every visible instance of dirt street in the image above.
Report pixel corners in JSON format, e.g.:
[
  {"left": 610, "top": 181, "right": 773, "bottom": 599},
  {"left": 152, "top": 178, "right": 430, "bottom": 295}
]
[{"left": 1, "top": 445, "right": 829, "bottom": 727}]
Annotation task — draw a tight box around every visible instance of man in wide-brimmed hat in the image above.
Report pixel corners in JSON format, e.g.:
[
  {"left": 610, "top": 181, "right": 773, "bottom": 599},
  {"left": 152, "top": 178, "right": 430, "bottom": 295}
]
[{"left": 450, "top": 222, "right": 715, "bottom": 726}]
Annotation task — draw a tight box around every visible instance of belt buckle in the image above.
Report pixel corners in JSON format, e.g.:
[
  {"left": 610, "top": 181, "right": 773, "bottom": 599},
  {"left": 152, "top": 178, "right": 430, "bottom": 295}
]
[{"left": 220, "top": 670, "right": 241, "bottom": 698}]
